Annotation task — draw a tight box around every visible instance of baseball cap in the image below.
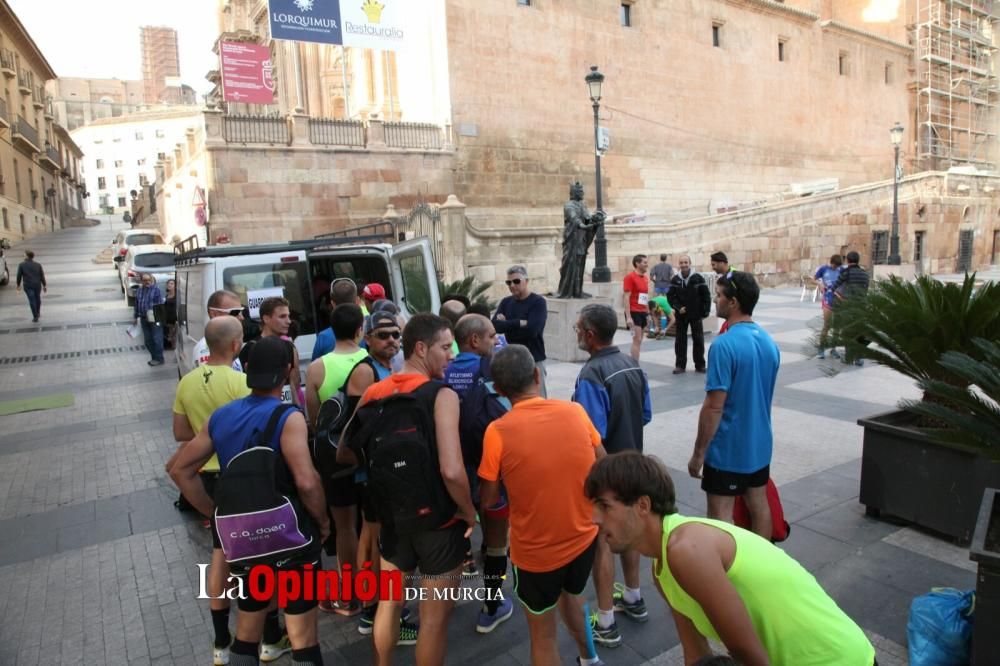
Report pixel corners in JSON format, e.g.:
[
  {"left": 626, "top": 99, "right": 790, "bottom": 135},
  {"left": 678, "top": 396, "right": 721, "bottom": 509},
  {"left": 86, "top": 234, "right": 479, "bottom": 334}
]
[
  {"left": 370, "top": 299, "right": 399, "bottom": 315},
  {"left": 245, "top": 337, "right": 292, "bottom": 390},
  {"left": 365, "top": 311, "right": 400, "bottom": 335},
  {"left": 362, "top": 283, "right": 386, "bottom": 300}
]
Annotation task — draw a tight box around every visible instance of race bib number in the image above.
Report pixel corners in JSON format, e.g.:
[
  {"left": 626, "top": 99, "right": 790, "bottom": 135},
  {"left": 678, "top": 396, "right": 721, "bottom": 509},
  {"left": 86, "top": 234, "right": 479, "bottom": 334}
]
[
  {"left": 637, "top": 293, "right": 649, "bottom": 306},
  {"left": 280, "top": 385, "right": 294, "bottom": 404}
]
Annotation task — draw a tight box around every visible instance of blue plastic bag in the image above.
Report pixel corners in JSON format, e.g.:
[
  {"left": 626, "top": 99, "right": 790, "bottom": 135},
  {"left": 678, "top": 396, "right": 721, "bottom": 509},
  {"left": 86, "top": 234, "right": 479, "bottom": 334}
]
[{"left": 907, "top": 587, "right": 975, "bottom": 666}]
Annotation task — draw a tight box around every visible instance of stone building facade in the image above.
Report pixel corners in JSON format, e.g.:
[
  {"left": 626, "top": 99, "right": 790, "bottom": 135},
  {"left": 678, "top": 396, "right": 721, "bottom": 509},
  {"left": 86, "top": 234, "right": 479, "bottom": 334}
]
[{"left": 0, "top": 0, "right": 86, "bottom": 241}]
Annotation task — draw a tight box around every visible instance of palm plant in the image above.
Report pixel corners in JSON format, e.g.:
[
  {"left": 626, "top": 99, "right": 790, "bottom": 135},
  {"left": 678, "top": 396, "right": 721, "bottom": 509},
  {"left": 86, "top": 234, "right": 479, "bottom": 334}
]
[
  {"left": 900, "top": 338, "right": 1000, "bottom": 454},
  {"left": 439, "top": 275, "right": 497, "bottom": 311},
  {"left": 822, "top": 274, "right": 1000, "bottom": 398}
]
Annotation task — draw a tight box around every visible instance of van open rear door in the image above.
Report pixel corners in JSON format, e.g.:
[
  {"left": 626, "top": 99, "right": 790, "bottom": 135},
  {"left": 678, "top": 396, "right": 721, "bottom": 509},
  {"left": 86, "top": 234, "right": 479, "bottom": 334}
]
[{"left": 389, "top": 237, "right": 441, "bottom": 315}]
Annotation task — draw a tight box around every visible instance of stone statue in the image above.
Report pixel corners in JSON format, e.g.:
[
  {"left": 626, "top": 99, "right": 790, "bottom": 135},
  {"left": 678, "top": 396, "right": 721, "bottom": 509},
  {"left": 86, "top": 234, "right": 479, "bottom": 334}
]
[{"left": 556, "top": 181, "right": 605, "bottom": 299}]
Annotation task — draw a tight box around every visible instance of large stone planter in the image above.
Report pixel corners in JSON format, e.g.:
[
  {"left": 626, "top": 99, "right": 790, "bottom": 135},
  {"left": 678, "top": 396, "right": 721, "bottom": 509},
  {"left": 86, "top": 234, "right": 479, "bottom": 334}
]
[
  {"left": 970, "top": 488, "right": 1000, "bottom": 665},
  {"left": 857, "top": 410, "right": 1000, "bottom": 545}
]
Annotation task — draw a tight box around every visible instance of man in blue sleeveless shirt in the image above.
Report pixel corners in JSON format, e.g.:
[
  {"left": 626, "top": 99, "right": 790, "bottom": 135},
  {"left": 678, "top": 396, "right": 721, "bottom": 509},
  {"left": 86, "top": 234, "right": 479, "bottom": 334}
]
[{"left": 171, "top": 337, "right": 331, "bottom": 666}]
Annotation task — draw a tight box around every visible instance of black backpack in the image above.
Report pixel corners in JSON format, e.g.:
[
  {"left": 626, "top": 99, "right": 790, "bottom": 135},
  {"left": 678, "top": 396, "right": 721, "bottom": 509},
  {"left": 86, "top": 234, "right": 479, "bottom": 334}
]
[
  {"left": 346, "top": 381, "right": 456, "bottom": 534},
  {"left": 213, "top": 403, "right": 317, "bottom": 566},
  {"left": 456, "top": 357, "right": 510, "bottom": 469},
  {"left": 312, "top": 356, "right": 378, "bottom": 481}
]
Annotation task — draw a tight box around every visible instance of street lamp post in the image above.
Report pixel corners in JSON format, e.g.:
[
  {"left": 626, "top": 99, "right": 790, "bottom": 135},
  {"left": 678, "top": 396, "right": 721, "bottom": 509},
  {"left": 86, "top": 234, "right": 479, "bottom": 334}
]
[
  {"left": 889, "top": 122, "right": 904, "bottom": 265},
  {"left": 587, "top": 65, "right": 611, "bottom": 283}
]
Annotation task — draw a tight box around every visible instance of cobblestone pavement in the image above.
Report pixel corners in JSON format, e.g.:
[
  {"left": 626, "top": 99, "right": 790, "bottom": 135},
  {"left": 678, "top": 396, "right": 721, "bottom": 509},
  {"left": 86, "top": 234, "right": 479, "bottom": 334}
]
[{"left": 0, "top": 218, "right": 974, "bottom": 664}]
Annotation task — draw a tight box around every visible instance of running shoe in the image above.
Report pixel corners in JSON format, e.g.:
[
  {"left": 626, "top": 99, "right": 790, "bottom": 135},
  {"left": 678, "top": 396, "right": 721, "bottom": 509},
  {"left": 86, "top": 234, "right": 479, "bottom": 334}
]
[
  {"left": 588, "top": 615, "right": 622, "bottom": 648},
  {"left": 320, "top": 599, "right": 361, "bottom": 616},
  {"left": 817, "top": 349, "right": 826, "bottom": 359},
  {"left": 476, "top": 597, "right": 514, "bottom": 634},
  {"left": 212, "top": 639, "right": 232, "bottom": 666},
  {"left": 397, "top": 619, "right": 420, "bottom": 646},
  {"left": 358, "top": 605, "right": 412, "bottom": 635},
  {"left": 463, "top": 555, "right": 479, "bottom": 578},
  {"left": 611, "top": 582, "right": 649, "bottom": 622},
  {"left": 576, "top": 657, "right": 607, "bottom": 666},
  {"left": 259, "top": 634, "right": 291, "bottom": 662}
]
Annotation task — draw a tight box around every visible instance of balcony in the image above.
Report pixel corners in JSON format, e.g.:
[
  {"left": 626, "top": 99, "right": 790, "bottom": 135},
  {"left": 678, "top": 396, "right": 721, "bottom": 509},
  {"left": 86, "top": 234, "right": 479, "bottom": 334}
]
[
  {"left": 40, "top": 143, "right": 62, "bottom": 171},
  {"left": 12, "top": 115, "right": 40, "bottom": 153},
  {"left": 32, "top": 85, "right": 44, "bottom": 109},
  {"left": 17, "top": 69, "right": 32, "bottom": 94},
  {"left": 44, "top": 96, "right": 54, "bottom": 120},
  {"left": 0, "top": 96, "right": 9, "bottom": 130},
  {"left": 0, "top": 49, "right": 14, "bottom": 78}
]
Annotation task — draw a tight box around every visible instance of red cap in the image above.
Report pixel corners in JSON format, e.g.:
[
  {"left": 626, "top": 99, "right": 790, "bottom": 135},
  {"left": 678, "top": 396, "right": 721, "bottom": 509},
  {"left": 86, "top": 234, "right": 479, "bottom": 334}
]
[{"left": 362, "top": 283, "right": 386, "bottom": 300}]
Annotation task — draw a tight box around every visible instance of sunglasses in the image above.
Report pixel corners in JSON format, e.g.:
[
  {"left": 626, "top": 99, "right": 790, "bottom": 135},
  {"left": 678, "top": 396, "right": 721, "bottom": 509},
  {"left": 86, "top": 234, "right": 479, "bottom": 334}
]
[
  {"left": 373, "top": 330, "right": 401, "bottom": 340},
  {"left": 505, "top": 278, "right": 523, "bottom": 286},
  {"left": 210, "top": 307, "right": 245, "bottom": 317}
]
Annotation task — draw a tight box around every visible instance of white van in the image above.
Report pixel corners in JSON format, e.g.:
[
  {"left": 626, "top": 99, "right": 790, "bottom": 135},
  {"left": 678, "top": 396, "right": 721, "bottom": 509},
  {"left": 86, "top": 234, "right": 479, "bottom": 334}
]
[{"left": 173, "top": 233, "right": 440, "bottom": 378}]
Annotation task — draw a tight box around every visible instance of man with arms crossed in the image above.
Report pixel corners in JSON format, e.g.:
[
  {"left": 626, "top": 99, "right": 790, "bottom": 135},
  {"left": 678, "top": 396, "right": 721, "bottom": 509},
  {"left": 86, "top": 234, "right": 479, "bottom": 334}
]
[
  {"left": 171, "top": 338, "right": 331, "bottom": 666},
  {"left": 687, "top": 272, "right": 779, "bottom": 539},
  {"left": 586, "top": 452, "right": 875, "bottom": 665},
  {"left": 481, "top": 344, "right": 607, "bottom": 666},
  {"left": 492, "top": 265, "right": 549, "bottom": 396}
]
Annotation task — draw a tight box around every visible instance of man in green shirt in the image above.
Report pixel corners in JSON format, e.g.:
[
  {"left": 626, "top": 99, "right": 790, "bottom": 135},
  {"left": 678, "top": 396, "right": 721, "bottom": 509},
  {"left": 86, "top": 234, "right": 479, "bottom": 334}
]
[
  {"left": 648, "top": 295, "right": 675, "bottom": 340},
  {"left": 585, "top": 452, "right": 876, "bottom": 666}
]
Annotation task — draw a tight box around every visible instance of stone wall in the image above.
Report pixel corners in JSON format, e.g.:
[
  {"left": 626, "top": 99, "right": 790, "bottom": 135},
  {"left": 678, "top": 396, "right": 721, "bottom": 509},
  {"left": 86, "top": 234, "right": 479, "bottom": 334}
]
[
  {"left": 445, "top": 0, "right": 912, "bottom": 222},
  {"left": 443, "top": 172, "right": 1000, "bottom": 300},
  {"left": 156, "top": 111, "right": 456, "bottom": 245}
]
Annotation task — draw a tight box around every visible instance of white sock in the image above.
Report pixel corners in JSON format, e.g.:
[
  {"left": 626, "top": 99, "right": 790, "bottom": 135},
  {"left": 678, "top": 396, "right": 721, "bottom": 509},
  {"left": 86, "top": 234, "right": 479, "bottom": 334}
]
[
  {"left": 578, "top": 656, "right": 601, "bottom": 665},
  {"left": 623, "top": 585, "right": 642, "bottom": 604},
  {"left": 598, "top": 608, "right": 615, "bottom": 628}
]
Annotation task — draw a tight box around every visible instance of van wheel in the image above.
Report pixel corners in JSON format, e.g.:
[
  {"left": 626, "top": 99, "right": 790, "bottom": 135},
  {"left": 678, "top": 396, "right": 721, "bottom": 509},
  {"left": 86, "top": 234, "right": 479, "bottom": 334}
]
[
  {"left": 126, "top": 294, "right": 135, "bottom": 307},
  {"left": 0, "top": 268, "right": 8, "bottom": 286}
]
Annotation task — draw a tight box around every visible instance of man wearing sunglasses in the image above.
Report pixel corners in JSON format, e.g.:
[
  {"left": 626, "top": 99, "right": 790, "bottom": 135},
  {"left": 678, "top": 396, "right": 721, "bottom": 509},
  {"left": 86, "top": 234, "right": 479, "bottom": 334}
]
[
  {"left": 193, "top": 290, "right": 245, "bottom": 372},
  {"left": 492, "top": 265, "right": 549, "bottom": 397}
]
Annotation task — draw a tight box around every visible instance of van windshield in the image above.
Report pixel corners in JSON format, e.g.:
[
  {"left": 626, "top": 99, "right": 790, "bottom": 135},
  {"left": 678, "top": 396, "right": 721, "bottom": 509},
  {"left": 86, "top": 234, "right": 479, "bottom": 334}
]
[
  {"left": 134, "top": 252, "right": 174, "bottom": 268},
  {"left": 129, "top": 234, "right": 162, "bottom": 246},
  {"left": 223, "top": 261, "right": 316, "bottom": 336}
]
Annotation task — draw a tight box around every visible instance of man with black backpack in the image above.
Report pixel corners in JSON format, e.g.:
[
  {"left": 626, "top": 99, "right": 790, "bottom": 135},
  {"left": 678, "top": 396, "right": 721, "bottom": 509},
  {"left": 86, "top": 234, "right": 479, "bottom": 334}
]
[
  {"left": 339, "top": 313, "right": 476, "bottom": 666},
  {"left": 170, "top": 337, "right": 331, "bottom": 666},
  {"left": 304, "top": 303, "right": 369, "bottom": 616},
  {"left": 443, "top": 314, "right": 515, "bottom": 634}
]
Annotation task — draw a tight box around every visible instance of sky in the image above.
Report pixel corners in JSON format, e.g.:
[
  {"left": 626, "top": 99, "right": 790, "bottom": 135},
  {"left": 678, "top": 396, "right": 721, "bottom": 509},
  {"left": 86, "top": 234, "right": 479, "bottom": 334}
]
[{"left": 7, "top": 0, "right": 220, "bottom": 95}]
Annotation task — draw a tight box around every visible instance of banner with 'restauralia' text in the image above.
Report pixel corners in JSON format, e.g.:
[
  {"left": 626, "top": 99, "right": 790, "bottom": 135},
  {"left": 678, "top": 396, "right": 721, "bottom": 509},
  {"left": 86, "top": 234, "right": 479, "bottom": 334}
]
[{"left": 268, "top": 0, "right": 411, "bottom": 51}]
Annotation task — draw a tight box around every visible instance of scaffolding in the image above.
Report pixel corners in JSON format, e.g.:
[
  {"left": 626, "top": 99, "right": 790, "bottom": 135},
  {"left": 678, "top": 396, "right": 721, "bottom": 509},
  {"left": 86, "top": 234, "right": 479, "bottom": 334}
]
[{"left": 912, "top": 0, "right": 1000, "bottom": 170}]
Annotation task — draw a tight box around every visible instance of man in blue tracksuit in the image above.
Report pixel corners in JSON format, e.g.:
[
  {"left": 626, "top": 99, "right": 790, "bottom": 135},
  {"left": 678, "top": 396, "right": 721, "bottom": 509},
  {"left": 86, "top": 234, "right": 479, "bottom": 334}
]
[{"left": 572, "top": 303, "right": 651, "bottom": 649}]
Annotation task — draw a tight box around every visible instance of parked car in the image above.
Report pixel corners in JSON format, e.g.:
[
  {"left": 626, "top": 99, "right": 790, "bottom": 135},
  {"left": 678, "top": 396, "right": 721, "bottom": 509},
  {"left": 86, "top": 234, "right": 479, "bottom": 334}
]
[
  {"left": 0, "top": 238, "right": 10, "bottom": 286},
  {"left": 173, "top": 234, "right": 439, "bottom": 377},
  {"left": 121, "top": 244, "right": 175, "bottom": 306},
  {"left": 111, "top": 229, "right": 164, "bottom": 273}
]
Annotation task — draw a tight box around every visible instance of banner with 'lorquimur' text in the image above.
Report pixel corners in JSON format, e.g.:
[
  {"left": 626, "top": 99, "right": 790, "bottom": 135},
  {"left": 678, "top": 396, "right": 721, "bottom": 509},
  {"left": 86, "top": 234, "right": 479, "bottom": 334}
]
[{"left": 268, "top": 0, "right": 410, "bottom": 51}]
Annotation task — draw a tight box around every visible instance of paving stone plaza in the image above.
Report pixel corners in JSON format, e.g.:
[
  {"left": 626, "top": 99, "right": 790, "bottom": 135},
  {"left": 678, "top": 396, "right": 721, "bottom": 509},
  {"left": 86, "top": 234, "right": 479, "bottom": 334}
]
[{"left": 0, "top": 219, "right": 977, "bottom": 665}]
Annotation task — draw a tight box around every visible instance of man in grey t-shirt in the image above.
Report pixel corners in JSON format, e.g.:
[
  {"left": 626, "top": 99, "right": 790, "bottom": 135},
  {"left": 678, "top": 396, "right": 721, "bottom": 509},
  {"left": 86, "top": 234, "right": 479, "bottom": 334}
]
[{"left": 650, "top": 254, "right": 674, "bottom": 296}]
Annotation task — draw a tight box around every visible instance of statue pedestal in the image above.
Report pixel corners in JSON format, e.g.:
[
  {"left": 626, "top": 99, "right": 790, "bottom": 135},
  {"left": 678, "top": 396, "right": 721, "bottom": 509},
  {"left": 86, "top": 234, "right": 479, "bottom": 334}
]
[{"left": 544, "top": 295, "right": 614, "bottom": 362}]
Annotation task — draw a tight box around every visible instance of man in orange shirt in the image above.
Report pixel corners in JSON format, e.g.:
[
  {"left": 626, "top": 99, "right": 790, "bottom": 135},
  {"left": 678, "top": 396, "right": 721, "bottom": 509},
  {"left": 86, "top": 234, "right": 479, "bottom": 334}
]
[
  {"left": 339, "top": 313, "right": 476, "bottom": 666},
  {"left": 480, "top": 344, "right": 608, "bottom": 666}
]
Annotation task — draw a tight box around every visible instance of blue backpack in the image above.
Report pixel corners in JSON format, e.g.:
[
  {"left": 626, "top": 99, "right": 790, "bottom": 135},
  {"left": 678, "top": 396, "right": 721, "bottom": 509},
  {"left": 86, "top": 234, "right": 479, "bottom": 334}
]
[{"left": 456, "top": 356, "right": 511, "bottom": 468}]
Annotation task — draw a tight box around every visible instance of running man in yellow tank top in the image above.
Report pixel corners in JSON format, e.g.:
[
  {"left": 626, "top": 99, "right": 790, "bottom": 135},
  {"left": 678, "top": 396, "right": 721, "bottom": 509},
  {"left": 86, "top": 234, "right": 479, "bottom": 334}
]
[{"left": 585, "top": 452, "right": 876, "bottom": 666}]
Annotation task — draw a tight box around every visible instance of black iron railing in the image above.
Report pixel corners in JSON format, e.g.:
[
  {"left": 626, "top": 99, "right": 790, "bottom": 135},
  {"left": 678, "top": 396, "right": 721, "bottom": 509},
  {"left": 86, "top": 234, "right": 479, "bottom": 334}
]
[
  {"left": 14, "top": 115, "right": 39, "bottom": 149},
  {"left": 222, "top": 114, "right": 289, "bottom": 144},
  {"left": 0, "top": 49, "right": 14, "bottom": 72},
  {"left": 45, "top": 145, "right": 62, "bottom": 168},
  {"left": 384, "top": 122, "right": 443, "bottom": 150},
  {"left": 16, "top": 68, "right": 32, "bottom": 91},
  {"left": 0, "top": 97, "right": 7, "bottom": 125},
  {"left": 308, "top": 118, "right": 365, "bottom": 147}
]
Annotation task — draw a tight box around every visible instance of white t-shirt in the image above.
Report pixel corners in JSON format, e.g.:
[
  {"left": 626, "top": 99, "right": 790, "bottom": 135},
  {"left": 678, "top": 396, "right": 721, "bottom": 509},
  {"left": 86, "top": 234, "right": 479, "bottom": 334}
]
[{"left": 192, "top": 337, "right": 243, "bottom": 372}]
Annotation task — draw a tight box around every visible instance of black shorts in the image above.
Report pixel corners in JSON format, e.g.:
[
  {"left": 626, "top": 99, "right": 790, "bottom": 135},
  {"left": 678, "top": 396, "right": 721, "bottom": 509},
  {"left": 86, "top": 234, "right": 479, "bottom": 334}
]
[
  {"left": 229, "top": 555, "right": 321, "bottom": 615},
  {"left": 324, "top": 473, "right": 359, "bottom": 509},
  {"left": 360, "top": 485, "right": 379, "bottom": 524},
  {"left": 701, "top": 463, "right": 769, "bottom": 496},
  {"left": 513, "top": 536, "right": 597, "bottom": 614},
  {"left": 379, "top": 522, "right": 466, "bottom": 576},
  {"left": 630, "top": 311, "right": 648, "bottom": 329}
]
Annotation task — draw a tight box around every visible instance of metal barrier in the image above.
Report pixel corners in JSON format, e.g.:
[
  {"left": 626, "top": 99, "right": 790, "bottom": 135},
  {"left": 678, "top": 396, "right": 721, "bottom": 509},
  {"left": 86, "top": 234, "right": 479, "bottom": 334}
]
[
  {"left": 309, "top": 118, "right": 365, "bottom": 146},
  {"left": 384, "top": 122, "right": 443, "bottom": 150},
  {"left": 222, "top": 114, "right": 289, "bottom": 144}
]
